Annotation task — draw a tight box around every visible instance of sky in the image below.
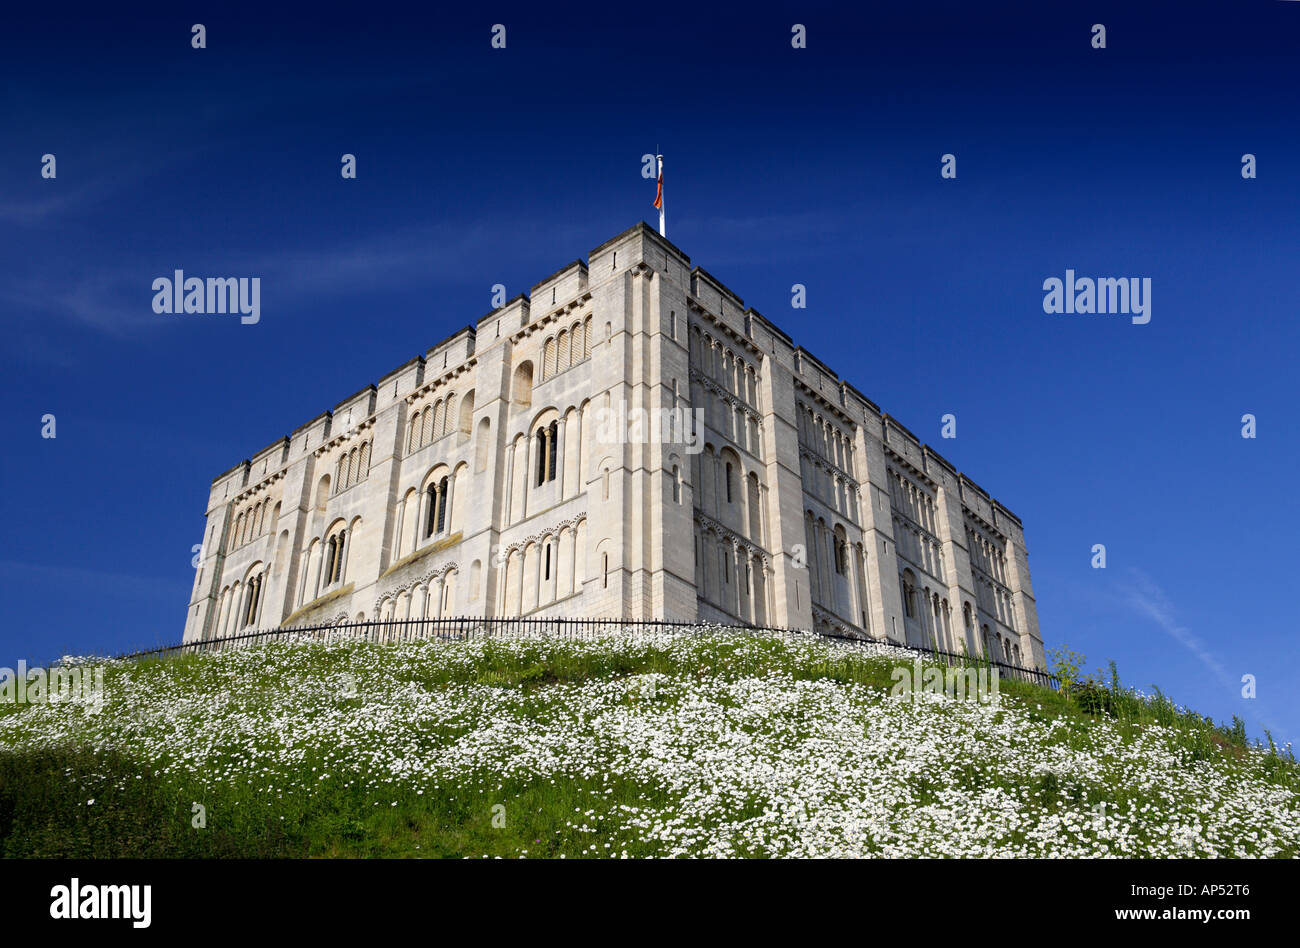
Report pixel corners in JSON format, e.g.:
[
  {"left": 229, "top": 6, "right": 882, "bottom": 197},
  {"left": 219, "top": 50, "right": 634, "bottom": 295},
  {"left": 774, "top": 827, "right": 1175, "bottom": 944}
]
[{"left": 1, "top": 1, "right": 1297, "bottom": 747}]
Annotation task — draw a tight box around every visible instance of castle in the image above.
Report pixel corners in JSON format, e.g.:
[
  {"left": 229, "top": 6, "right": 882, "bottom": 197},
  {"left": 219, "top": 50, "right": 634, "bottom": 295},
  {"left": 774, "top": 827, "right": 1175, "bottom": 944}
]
[{"left": 183, "top": 222, "right": 1045, "bottom": 669}]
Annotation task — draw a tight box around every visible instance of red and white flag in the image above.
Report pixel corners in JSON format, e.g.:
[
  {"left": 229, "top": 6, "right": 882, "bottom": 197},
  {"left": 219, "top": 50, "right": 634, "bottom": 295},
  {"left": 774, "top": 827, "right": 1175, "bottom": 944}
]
[{"left": 652, "top": 154, "right": 665, "bottom": 236}]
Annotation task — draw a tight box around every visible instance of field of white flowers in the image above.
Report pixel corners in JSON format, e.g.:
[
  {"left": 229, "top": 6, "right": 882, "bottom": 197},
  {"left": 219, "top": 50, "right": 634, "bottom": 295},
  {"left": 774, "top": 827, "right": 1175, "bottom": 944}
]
[{"left": 1, "top": 626, "right": 1296, "bottom": 858}]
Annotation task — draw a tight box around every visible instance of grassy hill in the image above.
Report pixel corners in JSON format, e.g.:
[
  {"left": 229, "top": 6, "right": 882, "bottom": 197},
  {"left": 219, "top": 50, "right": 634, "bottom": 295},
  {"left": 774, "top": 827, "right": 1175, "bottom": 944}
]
[{"left": 1, "top": 626, "right": 1296, "bottom": 858}]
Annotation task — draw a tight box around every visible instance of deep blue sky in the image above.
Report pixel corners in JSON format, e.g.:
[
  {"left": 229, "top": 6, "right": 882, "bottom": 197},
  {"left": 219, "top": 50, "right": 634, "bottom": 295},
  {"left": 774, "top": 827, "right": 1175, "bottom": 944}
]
[{"left": 1, "top": 2, "right": 1297, "bottom": 746}]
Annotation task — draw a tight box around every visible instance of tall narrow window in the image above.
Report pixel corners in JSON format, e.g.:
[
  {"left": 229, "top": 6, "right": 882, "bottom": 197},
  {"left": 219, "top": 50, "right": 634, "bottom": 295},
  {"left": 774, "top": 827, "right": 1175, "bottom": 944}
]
[
  {"left": 544, "top": 543, "right": 551, "bottom": 580},
  {"left": 245, "top": 575, "right": 261, "bottom": 627},
  {"left": 547, "top": 421, "right": 558, "bottom": 481},
  {"left": 725, "top": 463, "right": 734, "bottom": 503},
  {"left": 324, "top": 537, "right": 337, "bottom": 587},
  {"left": 425, "top": 484, "right": 437, "bottom": 537},
  {"left": 602, "top": 553, "right": 609, "bottom": 588},
  {"left": 332, "top": 530, "right": 345, "bottom": 583},
  {"left": 671, "top": 465, "right": 680, "bottom": 503},
  {"left": 436, "top": 477, "right": 449, "bottom": 532},
  {"left": 536, "top": 429, "right": 547, "bottom": 486}
]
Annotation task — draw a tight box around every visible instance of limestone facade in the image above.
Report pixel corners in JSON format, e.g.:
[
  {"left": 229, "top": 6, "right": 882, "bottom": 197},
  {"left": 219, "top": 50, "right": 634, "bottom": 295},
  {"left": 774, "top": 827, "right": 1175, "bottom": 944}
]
[{"left": 183, "top": 222, "right": 1045, "bottom": 669}]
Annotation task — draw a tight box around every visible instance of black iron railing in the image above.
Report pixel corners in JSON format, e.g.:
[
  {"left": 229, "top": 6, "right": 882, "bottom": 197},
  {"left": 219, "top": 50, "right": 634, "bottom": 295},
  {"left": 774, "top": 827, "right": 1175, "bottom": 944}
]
[{"left": 121, "top": 615, "right": 1059, "bottom": 689}]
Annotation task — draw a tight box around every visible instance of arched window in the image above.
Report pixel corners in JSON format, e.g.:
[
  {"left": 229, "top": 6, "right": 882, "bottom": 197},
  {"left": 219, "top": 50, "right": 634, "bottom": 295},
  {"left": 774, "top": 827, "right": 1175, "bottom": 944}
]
[
  {"left": 535, "top": 428, "right": 548, "bottom": 486},
  {"left": 442, "top": 396, "right": 456, "bottom": 437},
  {"left": 534, "top": 422, "right": 558, "bottom": 486},
  {"left": 435, "top": 476, "right": 449, "bottom": 533},
  {"left": 469, "top": 560, "right": 482, "bottom": 601},
  {"left": 241, "top": 573, "right": 263, "bottom": 629},
  {"left": 547, "top": 420, "right": 558, "bottom": 481},
  {"left": 331, "top": 529, "right": 346, "bottom": 584},
  {"left": 725, "top": 463, "right": 734, "bottom": 503},
  {"left": 323, "top": 536, "right": 338, "bottom": 588},
  {"left": 474, "top": 416, "right": 491, "bottom": 471},
  {"left": 459, "top": 391, "right": 475, "bottom": 438},
  {"left": 512, "top": 361, "right": 534, "bottom": 408},
  {"left": 425, "top": 483, "right": 438, "bottom": 537}
]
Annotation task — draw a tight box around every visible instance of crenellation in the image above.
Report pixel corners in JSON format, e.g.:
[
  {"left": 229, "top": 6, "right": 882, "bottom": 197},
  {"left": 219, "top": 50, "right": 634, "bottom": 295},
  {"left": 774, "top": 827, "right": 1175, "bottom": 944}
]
[
  {"left": 529, "top": 259, "right": 588, "bottom": 312},
  {"left": 842, "top": 382, "right": 882, "bottom": 423},
  {"left": 374, "top": 356, "right": 425, "bottom": 411},
  {"left": 422, "top": 326, "right": 475, "bottom": 372},
  {"left": 924, "top": 446, "right": 958, "bottom": 481}
]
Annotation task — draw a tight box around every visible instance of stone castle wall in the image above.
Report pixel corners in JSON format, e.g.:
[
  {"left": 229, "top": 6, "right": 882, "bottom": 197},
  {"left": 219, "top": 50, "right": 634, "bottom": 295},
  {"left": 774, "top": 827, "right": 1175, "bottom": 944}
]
[{"left": 183, "top": 222, "right": 1044, "bottom": 669}]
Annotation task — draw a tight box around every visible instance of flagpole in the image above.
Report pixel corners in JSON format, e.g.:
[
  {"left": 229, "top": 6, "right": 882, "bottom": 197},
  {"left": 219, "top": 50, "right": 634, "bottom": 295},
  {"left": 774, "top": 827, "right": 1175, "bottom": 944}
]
[{"left": 656, "top": 154, "right": 665, "bottom": 237}]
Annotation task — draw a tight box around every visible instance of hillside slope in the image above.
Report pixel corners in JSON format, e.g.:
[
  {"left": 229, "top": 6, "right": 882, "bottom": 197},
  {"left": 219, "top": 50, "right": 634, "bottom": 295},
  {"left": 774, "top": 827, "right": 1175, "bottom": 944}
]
[{"left": 1, "top": 627, "right": 1296, "bottom": 858}]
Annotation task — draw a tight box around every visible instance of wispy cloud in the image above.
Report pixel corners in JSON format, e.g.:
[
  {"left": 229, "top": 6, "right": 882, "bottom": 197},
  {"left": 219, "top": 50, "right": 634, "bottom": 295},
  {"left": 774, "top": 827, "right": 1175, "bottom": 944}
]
[
  {"left": 3, "top": 269, "right": 154, "bottom": 338},
  {"left": 1121, "top": 568, "right": 1288, "bottom": 744},
  {"left": 0, "top": 189, "right": 94, "bottom": 226},
  {"left": 1122, "top": 569, "right": 1235, "bottom": 689},
  {"left": 0, "top": 216, "right": 597, "bottom": 345}
]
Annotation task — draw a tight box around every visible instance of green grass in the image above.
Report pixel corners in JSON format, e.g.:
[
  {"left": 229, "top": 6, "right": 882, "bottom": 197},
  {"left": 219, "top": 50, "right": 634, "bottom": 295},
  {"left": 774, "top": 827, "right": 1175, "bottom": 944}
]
[{"left": 0, "top": 632, "right": 1295, "bottom": 858}]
